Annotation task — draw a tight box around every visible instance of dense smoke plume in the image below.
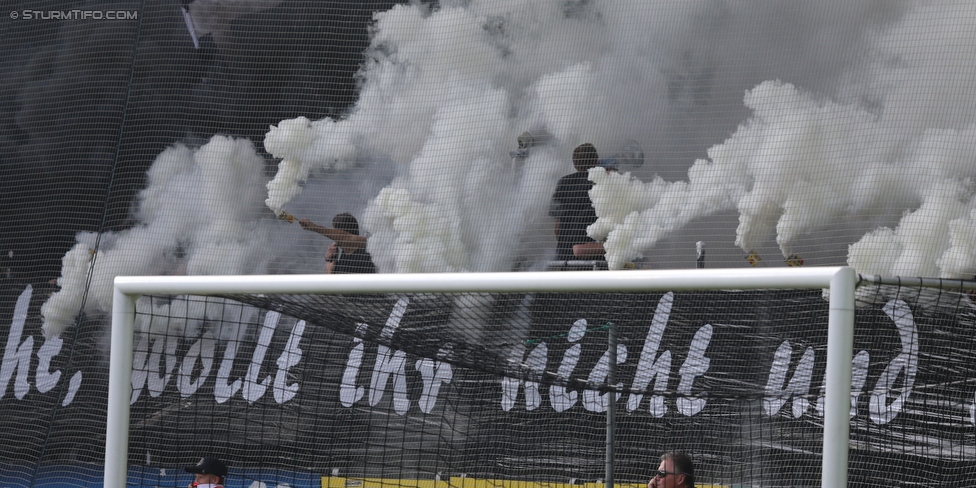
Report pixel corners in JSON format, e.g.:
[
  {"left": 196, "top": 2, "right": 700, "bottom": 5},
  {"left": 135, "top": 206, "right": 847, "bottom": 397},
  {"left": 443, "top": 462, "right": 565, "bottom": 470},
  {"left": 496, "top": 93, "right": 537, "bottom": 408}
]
[
  {"left": 262, "top": 0, "right": 976, "bottom": 277},
  {"left": 41, "top": 136, "right": 273, "bottom": 337}
]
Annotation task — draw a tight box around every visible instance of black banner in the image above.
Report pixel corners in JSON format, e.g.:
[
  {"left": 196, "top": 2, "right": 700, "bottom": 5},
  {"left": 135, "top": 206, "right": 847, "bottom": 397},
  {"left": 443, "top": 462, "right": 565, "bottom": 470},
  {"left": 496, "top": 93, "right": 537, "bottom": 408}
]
[{"left": 1, "top": 284, "right": 974, "bottom": 486}]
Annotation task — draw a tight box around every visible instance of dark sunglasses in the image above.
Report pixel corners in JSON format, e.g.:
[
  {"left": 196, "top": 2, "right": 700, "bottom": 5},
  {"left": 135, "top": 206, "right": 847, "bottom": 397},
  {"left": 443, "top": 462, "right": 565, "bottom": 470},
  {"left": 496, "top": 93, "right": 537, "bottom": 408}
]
[{"left": 655, "top": 470, "right": 681, "bottom": 478}]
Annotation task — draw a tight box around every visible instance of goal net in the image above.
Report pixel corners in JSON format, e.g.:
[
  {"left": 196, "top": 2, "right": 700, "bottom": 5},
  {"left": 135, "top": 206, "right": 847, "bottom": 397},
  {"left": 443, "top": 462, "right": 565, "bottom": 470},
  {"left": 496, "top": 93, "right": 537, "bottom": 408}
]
[{"left": 104, "top": 267, "right": 876, "bottom": 488}]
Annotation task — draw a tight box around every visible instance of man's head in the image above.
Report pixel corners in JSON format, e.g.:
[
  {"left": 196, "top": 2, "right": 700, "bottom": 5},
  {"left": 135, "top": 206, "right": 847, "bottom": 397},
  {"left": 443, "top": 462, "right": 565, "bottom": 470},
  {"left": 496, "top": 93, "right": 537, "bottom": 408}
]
[
  {"left": 333, "top": 212, "right": 360, "bottom": 236},
  {"left": 185, "top": 456, "right": 227, "bottom": 485},
  {"left": 572, "top": 143, "right": 599, "bottom": 172},
  {"left": 650, "top": 451, "right": 694, "bottom": 488}
]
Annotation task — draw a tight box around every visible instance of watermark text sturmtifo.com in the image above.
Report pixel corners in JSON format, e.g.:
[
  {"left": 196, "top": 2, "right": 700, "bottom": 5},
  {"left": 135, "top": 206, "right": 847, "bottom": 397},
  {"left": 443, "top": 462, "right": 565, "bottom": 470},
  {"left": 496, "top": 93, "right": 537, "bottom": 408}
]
[{"left": 10, "top": 10, "right": 138, "bottom": 20}]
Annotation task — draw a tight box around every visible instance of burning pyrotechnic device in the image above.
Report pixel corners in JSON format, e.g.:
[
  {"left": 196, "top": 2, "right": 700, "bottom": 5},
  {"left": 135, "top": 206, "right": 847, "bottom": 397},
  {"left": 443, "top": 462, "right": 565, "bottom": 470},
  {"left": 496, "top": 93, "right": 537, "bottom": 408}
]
[
  {"left": 277, "top": 211, "right": 296, "bottom": 223},
  {"left": 746, "top": 251, "right": 762, "bottom": 266},
  {"left": 786, "top": 254, "right": 804, "bottom": 267}
]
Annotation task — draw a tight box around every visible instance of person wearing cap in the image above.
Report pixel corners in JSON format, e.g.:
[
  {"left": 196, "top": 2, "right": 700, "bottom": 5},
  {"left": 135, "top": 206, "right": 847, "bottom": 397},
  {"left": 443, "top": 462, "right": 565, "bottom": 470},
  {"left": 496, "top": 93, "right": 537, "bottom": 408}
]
[
  {"left": 185, "top": 456, "right": 228, "bottom": 488},
  {"left": 549, "top": 143, "right": 601, "bottom": 261}
]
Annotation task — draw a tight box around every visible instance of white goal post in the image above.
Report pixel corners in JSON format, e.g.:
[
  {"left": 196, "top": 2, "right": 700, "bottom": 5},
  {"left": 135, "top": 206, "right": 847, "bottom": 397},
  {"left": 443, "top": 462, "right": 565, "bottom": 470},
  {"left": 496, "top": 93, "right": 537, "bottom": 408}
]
[{"left": 107, "top": 266, "right": 857, "bottom": 488}]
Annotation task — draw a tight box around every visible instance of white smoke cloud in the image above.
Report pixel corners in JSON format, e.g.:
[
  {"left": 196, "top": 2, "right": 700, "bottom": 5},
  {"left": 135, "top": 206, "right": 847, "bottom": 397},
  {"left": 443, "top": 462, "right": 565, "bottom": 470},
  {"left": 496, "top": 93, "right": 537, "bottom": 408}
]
[
  {"left": 362, "top": 85, "right": 567, "bottom": 273},
  {"left": 39, "top": 243, "right": 96, "bottom": 337},
  {"left": 593, "top": 80, "right": 903, "bottom": 268},
  {"left": 262, "top": 1, "right": 684, "bottom": 272},
  {"left": 265, "top": 0, "right": 972, "bottom": 275},
  {"left": 263, "top": 7, "right": 517, "bottom": 270},
  {"left": 586, "top": 0, "right": 976, "bottom": 275},
  {"left": 41, "top": 135, "right": 272, "bottom": 338},
  {"left": 849, "top": 179, "right": 976, "bottom": 279},
  {"left": 133, "top": 295, "right": 259, "bottom": 341},
  {"left": 45, "top": 0, "right": 976, "bottom": 320}
]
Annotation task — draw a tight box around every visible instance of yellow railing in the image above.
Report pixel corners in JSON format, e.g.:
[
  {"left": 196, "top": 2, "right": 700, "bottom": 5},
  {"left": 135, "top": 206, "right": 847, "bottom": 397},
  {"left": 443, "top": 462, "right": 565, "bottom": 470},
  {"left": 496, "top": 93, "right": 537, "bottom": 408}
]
[{"left": 322, "top": 476, "right": 728, "bottom": 488}]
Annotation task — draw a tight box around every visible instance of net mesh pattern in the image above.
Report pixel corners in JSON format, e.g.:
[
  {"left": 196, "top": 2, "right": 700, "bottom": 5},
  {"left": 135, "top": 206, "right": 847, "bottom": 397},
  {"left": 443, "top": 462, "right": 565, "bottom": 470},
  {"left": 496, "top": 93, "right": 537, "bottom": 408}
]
[
  {"left": 4, "top": 0, "right": 976, "bottom": 486},
  {"left": 109, "top": 283, "right": 976, "bottom": 487}
]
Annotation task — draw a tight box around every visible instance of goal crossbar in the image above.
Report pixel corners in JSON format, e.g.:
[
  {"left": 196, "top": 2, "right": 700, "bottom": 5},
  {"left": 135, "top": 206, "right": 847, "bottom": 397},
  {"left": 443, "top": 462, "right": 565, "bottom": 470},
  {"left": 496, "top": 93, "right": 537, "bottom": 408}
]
[{"left": 107, "top": 266, "right": 857, "bottom": 488}]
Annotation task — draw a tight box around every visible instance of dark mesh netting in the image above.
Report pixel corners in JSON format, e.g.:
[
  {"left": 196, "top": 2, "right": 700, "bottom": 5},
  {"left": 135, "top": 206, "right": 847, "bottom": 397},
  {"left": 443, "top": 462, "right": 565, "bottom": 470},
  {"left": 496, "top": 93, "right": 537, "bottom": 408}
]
[{"left": 5, "top": 0, "right": 976, "bottom": 486}]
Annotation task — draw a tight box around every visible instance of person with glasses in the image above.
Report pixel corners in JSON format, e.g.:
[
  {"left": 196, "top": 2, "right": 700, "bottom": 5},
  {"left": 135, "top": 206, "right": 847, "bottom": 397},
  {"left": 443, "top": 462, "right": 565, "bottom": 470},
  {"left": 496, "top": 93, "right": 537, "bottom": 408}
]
[{"left": 648, "top": 451, "right": 695, "bottom": 488}]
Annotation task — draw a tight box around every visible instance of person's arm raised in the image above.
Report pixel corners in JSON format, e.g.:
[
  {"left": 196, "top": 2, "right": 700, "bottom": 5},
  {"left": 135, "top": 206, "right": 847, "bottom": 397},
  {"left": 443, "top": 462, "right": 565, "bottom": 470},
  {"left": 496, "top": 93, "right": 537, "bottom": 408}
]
[{"left": 299, "top": 218, "right": 367, "bottom": 252}]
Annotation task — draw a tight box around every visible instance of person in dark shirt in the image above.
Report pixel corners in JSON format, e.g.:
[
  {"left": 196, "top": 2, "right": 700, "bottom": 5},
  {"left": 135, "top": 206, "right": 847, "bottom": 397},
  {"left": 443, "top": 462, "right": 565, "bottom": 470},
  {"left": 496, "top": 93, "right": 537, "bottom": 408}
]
[
  {"left": 299, "top": 213, "right": 377, "bottom": 274},
  {"left": 549, "top": 143, "right": 600, "bottom": 261},
  {"left": 184, "top": 456, "right": 227, "bottom": 488}
]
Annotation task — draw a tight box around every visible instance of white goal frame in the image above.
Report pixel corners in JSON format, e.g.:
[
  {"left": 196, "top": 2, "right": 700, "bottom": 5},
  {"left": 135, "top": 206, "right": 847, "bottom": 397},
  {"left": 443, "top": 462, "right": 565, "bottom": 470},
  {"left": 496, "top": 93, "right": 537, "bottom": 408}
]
[{"left": 107, "top": 267, "right": 857, "bottom": 488}]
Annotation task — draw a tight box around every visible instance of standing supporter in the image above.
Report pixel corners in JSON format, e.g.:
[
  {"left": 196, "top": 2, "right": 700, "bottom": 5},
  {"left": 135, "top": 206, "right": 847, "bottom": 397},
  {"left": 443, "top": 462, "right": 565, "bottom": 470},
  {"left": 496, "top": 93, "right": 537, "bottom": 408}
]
[
  {"left": 549, "top": 143, "right": 600, "bottom": 261},
  {"left": 299, "top": 213, "right": 377, "bottom": 274}
]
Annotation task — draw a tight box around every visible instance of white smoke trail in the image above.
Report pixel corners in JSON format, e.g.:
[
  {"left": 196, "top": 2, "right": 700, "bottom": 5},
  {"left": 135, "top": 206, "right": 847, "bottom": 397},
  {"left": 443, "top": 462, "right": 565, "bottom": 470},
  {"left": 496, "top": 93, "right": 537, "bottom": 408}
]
[
  {"left": 41, "top": 135, "right": 272, "bottom": 338},
  {"left": 594, "top": 80, "right": 902, "bottom": 268},
  {"left": 361, "top": 85, "right": 565, "bottom": 273},
  {"left": 849, "top": 179, "right": 976, "bottom": 279},
  {"left": 590, "top": 1, "right": 976, "bottom": 275},
  {"left": 261, "top": 2, "right": 682, "bottom": 272}
]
